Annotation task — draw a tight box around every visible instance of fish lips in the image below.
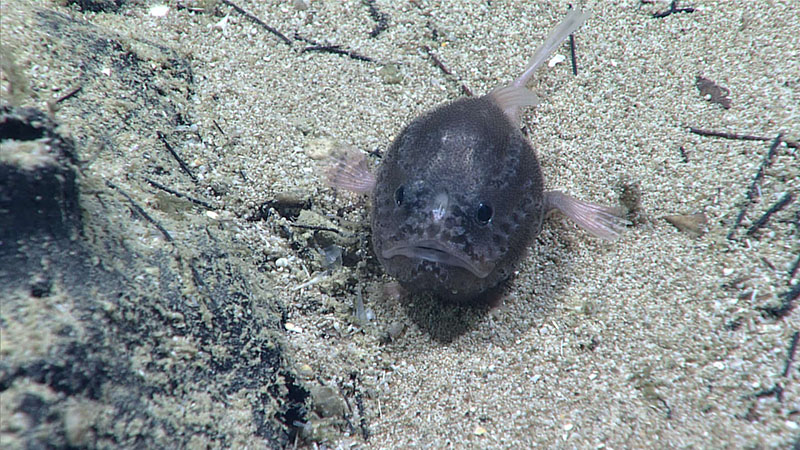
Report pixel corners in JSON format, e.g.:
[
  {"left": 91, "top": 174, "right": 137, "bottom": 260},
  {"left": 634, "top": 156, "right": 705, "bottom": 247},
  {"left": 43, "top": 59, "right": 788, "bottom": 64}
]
[{"left": 381, "top": 239, "right": 493, "bottom": 279}]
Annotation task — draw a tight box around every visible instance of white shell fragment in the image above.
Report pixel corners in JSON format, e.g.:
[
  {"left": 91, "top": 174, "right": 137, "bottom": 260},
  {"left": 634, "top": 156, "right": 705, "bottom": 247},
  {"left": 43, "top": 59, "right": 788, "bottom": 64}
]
[
  {"left": 548, "top": 54, "right": 567, "bottom": 67},
  {"left": 149, "top": 5, "right": 169, "bottom": 17}
]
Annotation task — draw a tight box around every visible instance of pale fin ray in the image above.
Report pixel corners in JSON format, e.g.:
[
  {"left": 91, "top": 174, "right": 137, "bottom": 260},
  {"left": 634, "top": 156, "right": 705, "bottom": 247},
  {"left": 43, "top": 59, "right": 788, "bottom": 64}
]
[
  {"left": 543, "top": 190, "right": 629, "bottom": 240},
  {"left": 325, "top": 146, "right": 376, "bottom": 194},
  {"left": 489, "top": 9, "right": 590, "bottom": 124},
  {"left": 488, "top": 86, "right": 540, "bottom": 125}
]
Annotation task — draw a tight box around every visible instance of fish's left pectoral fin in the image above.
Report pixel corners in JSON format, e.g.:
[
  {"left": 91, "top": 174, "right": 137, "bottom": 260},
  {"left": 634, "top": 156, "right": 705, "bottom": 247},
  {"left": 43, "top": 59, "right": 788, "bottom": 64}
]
[
  {"left": 543, "top": 190, "right": 630, "bottom": 240},
  {"left": 325, "top": 145, "right": 376, "bottom": 194},
  {"left": 488, "top": 86, "right": 540, "bottom": 125}
]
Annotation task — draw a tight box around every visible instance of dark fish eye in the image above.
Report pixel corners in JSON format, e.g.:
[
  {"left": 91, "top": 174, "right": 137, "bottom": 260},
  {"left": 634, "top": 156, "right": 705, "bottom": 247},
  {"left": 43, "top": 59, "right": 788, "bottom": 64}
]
[
  {"left": 394, "top": 186, "right": 405, "bottom": 206},
  {"left": 476, "top": 202, "right": 493, "bottom": 224}
]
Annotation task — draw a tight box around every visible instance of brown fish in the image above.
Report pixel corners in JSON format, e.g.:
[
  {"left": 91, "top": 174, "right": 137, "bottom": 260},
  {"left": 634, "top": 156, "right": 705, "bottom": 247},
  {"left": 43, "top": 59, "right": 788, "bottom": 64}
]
[{"left": 328, "top": 9, "right": 627, "bottom": 302}]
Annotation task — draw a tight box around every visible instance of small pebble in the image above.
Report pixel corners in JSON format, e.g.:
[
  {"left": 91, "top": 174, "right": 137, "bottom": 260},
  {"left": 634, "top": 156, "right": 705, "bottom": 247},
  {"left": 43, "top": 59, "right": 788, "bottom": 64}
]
[
  {"left": 664, "top": 213, "right": 708, "bottom": 236},
  {"left": 64, "top": 403, "right": 95, "bottom": 446},
  {"left": 285, "top": 322, "right": 303, "bottom": 333},
  {"left": 547, "top": 54, "right": 566, "bottom": 67},
  {"left": 387, "top": 321, "right": 405, "bottom": 339},
  {"left": 310, "top": 385, "right": 345, "bottom": 418},
  {"left": 297, "top": 363, "right": 314, "bottom": 379},
  {"left": 149, "top": 5, "right": 169, "bottom": 17},
  {"left": 380, "top": 64, "right": 403, "bottom": 84},
  {"left": 305, "top": 137, "right": 338, "bottom": 160}
]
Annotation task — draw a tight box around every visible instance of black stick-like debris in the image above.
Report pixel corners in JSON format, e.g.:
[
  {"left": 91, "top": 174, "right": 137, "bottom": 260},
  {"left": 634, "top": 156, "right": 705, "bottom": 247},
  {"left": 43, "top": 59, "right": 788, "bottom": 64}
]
[
  {"left": 289, "top": 223, "right": 341, "bottom": 234},
  {"left": 746, "top": 193, "right": 794, "bottom": 236},
  {"left": 761, "top": 284, "right": 800, "bottom": 319},
  {"left": 653, "top": 0, "right": 695, "bottom": 18},
  {"left": 422, "top": 45, "right": 473, "bottom": 97},
  {"left": 144, "top": 177, "right": 214, "bottom": 210},
  {"left": 221, "top": 0, "right": 291, "bottom": 45},
  {"left": 56, "top": 85, "right": 83, "bottom": 104},
  {"left": 106, "top": 180, "right": 173, "bottom": 242},
  {"left": 569, "top": 34, "right": 578, "bottom": 76},
  {"left": 213, "top": 119, "right": 226, "bottom": 136},
  {"left": 689, "top": 127, "right": 799, "bottom": 149},
  {"left": 301, "top": 44, "right": 375, "bottom": 62},
  {"left": 364, "top": 0, "right": 389, "bottom": 38},
  {"left": 157, "top": 131, "right": 197, "bottom": 182},
  {"left": 783, "top": 331, "right": 799, "bottom": 377},
  {"left": 727, "top": 134, "right": 783, "bottom": 240}
]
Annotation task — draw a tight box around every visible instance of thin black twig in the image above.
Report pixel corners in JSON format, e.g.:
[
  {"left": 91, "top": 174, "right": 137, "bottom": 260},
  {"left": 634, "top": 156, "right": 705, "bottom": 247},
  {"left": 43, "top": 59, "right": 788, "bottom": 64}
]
[
  {"left": 653, "top": 0, "right": 695, "bottom": 18},
  {"left": 658, "top": 396, "right": 673, "bottom": 420},
  {"left": 289, "top": 223, "right": 341, "bottom": 234},
  {"left": 761, "top": 284, "right": 800, "bottom": 319},
  {"left": 355, "top": 392, "right": 370, "bottom": 440},
  {"left": 221, "top": 0, "right": 291, "bottom": 45},
  {"left": 688, "top": 127, "right": 799, "bottom": 149},
  {"left": 301, "top": 45, "right": 375, "bottom": 62},
  {"left": 679, "top": 146, "right": 689, "bottom": 163},
  {"left": 157, "top": 131, "right": 197, "bottom": 182},
  {"left": 213, "top": 119, "right": 225, "bottom": 136},
  {"left": 190, "top": 261, "right": 208, "bottom": 293},
  {"left": 422, "top": 45, "right": 473, "bottom": 96},
  {"left": 689, "top": 127, "right": 768, "bottom": 142},
  {"left": 335, "top": 384, "right": 359, "bottom": 438},
  {"left": 789, "top": 252, "right": 800, "bottom": 280},
  {"left": 56, "top": 85, "right": 83, "bottom": 103},
  {"left": 423, "top": 45, "right": 451, "bottom": 75},
  {"left": 569, "top": 34, "right": 578, "bottom": 76},
  {"left": 567, "top": 4, "right": 580, "bottom": 75},
  {"left": 753, "top": 384, "right": 783, "bottom": 402},
  {"left": 364, "top": 0, "right": 389, "bottom": 38},
  {"left": 106, "top": 180, "right": 173, "bottom": 242},
  {"left": 294, "top": 33, "right": 377, "bottom": 63},
  {"left": 783, "top": 331, "right": 799, "bottom": 377},
  {"left": 143, "top": 177, "right": 214, "bottom": 210},
  {"left": 746, "top": 193, "right": 794, "bottom": 236},
  {"left": 727, "top": 134, "right": 783, "bottom": 240}
]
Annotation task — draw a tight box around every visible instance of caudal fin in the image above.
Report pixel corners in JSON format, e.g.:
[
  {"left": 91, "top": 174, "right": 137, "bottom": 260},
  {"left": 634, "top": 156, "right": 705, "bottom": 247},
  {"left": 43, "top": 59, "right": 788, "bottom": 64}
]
[{"left": 489, "top": 9, "right": 590, "bottom": 124}]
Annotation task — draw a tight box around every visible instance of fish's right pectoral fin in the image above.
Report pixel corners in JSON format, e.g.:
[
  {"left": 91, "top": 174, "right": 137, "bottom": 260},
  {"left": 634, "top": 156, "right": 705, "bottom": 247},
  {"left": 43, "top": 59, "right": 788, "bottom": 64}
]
[
  {"left": 543, "top": 190, "right": 630, "bottom": 240},
  {"left": 325, "top": 145, "right": 376, "bottom": 194}
]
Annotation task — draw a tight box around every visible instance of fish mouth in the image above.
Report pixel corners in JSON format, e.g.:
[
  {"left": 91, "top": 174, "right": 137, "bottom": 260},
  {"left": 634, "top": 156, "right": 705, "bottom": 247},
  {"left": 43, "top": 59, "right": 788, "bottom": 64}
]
[{"left": 381, "top": 239, "right": 493, "bottom": 279}]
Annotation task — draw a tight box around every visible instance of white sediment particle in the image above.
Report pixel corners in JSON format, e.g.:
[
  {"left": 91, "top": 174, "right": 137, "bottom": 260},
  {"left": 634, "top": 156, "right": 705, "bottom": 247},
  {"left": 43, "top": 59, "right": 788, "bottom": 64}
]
[
  {"left": 548, "top": 54, "right": 566, "bottom": 67},
  {"left": 284, "top": 322, "right": 303, "bottom": 333},
  {"left": 212, "top": 14, "right": 230, "bottom": 32},
  {"left": 149, "top": 5, "right": 169, "bottom": 17}
]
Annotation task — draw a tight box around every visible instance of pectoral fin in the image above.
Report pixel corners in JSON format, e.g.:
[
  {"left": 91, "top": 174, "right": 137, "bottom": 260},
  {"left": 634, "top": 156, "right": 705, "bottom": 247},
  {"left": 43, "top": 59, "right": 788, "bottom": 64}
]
[{"left": 325, "top": 145, "right": 376, "bottom": 194}]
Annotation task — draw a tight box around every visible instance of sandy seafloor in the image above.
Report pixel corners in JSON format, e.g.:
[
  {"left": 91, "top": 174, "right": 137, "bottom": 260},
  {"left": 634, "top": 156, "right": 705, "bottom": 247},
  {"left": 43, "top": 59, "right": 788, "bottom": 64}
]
[{"left": 1, "top": 0, "right": 799, "bottom": 448}]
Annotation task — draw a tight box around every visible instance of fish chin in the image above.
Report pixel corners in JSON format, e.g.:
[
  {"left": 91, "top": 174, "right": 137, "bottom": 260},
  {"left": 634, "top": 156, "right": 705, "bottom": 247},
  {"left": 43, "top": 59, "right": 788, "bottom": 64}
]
[{"left": 382, "top": 240, "right": 493, "bottom": 279}]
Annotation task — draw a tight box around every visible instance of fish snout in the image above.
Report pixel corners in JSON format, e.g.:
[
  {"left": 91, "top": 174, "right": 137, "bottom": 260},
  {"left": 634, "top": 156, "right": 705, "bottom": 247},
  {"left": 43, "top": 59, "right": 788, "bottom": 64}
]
[{"left": 430, "top": 191, "right": 449, "bottom": 223}]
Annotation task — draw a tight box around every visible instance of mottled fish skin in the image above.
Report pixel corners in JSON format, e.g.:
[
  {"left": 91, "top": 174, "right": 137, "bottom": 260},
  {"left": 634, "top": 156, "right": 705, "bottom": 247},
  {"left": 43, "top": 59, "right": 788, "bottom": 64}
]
[{"left": 372, "top": 96, "right": 544, "bottom": 301}]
